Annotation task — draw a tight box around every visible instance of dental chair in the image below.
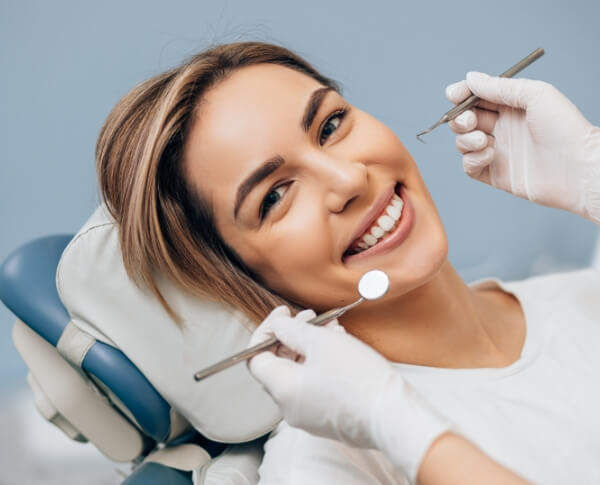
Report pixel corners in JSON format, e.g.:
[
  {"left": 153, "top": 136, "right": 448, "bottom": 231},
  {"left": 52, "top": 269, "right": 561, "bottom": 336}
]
[{"left": 0, "top": 204, "right": 282, "bottom": 484}]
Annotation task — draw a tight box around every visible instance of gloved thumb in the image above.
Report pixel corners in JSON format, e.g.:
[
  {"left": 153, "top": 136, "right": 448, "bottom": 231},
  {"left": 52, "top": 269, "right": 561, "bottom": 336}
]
[
  {"left": 248, "top": 350, "right": 298, "bottom": 394},
  {"left": 248, "top": 305, "right": 291, "bottom": 348},
  {"left": 466, "top": 71, "right": 541, "bottom": 110},
  {"left": 262, "top": 315, "right": 321, "bottom": 357}
]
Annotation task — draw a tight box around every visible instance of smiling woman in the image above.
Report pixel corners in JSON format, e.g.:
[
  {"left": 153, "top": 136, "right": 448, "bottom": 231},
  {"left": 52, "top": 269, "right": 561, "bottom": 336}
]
[
  {"left": 182, "top": 59, "right": 449, "bottom": 317},
  {"left": 97, "top": 43, "right": 340, "bottom": 323},
  {"left": 96, "top": 41, "right": 600, "bottom": 485}
]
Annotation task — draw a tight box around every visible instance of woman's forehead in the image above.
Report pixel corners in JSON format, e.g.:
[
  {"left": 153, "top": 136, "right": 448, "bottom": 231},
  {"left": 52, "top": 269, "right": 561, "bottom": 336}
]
[
  {"left": 184, "top": 64, "right": 324, "bottom": 204},
  {"left": 199, "top": 64, "right": 322, "bottom": 144},
  {"left": 209, "top": 63, "right": 322, "bottom": 105}
]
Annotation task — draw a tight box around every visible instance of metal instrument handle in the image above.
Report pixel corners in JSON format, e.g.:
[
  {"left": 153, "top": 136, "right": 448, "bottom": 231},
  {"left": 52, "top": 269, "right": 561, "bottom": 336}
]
[
  {"left": 444, "top": 48, "right": 545, "bottom": 123},
  {"left": 193, "top": 297, "right": 364, "bottom": 381}
]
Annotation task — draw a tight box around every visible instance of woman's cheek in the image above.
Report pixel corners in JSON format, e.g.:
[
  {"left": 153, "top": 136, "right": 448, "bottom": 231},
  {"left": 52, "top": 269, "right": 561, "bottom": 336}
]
[{"left": 270, "top": 218, "right": 326, "bottom": 269}]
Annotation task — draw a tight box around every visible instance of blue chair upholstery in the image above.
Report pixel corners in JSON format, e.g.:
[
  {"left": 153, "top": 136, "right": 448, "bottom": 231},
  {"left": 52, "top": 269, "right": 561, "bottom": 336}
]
[
  {"left": 0, "top": 235, "right": 195, "bottom": 483},
  {"left": 0, "top": 235, "right": 72, "bottom": 345},
  {"left": 122, "top": 463, "right": 191, "bottom": 485}
]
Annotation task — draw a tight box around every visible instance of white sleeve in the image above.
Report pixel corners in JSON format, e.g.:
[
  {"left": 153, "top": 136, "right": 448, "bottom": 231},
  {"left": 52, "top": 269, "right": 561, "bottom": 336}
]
[{"left": 258, "top": 422, "right": 409, "bottom": 485}]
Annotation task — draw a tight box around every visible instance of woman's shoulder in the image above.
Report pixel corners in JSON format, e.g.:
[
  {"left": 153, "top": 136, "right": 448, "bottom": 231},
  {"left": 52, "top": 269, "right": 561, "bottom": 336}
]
[
  {"left": 503, "top": 268, "right": 600, "bottom": 301},
  {"left": 258, "top": 421, "right": 409, "bottom": 485},
  {"left": 498, "top": 268, "right": 600, "bottom": 323}
]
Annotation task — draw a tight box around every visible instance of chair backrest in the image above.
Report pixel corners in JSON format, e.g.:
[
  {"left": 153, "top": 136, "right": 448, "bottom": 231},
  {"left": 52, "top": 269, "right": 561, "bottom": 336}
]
[
  {"left": 55, "top": 205, "right": 281, "bottom": 442},
  {"left": 0, "top": 232, "right": 267, "bottom": 483},
  {"left": 0, "top": 235, "right": 175, "bottom": 459}
]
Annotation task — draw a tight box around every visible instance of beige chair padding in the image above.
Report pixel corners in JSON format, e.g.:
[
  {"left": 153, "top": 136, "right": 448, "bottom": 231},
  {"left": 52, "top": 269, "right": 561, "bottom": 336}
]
[
  {"left": 13, "top": 319, "right": 145, "bottom": 462},
  {"left": 56, "top": 205, "right": 281, "bottom": 443},
  {"left": 144, "top": 443, "right": 211, "bottom": 471}
]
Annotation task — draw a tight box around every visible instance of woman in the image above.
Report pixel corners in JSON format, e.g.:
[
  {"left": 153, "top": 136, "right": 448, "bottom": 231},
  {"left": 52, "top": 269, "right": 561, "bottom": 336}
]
[
  {"left": 248, "top": 67, "right": 600, "bottom": 484},
  {"left": 96, "top": 42, "right": 600, "bottom": 484}
]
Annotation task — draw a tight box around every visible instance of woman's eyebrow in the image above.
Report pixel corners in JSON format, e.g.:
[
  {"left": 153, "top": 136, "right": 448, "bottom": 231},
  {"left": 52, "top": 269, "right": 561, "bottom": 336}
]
[
  {"left": 233, "top": 87, "right": 333, "bottom": 220},
  {"left": 302, "top": 86, "right": 334, "bottom": 132},
  {"left": 234, "top": 155, "right": 285, "bottom": 219}
]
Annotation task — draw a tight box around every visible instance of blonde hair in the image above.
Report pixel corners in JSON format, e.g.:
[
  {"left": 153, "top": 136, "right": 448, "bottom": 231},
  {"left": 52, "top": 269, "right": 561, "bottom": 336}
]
[{"left": 96, "top": 42, "right": 339, "bottom": 324}]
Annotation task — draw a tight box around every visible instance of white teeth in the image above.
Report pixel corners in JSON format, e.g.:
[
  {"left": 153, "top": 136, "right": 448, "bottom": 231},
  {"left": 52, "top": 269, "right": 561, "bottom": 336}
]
[
  {"left": 386, "top": 205, "right": 401, "bottom": 219},
  {"left": 363, "top": 234, "right": 378, "bottom": 246},
  {"left": 377, "top": 215, "right": 394, "bottom": 231},
  {"left": 370, "top": 226, "right": 385, "bottom": 238},
  {"left": 351, "top": 191, "right": 405, "bottom": 253}
]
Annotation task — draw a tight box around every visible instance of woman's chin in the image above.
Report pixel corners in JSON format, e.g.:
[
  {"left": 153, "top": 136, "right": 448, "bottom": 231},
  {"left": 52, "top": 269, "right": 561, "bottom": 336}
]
[{"left": 382, "top": 229, "right": 448, "bottom": 299}]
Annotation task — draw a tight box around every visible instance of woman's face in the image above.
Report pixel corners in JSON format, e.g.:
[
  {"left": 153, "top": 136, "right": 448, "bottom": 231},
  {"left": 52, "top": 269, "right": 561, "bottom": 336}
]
[{"left": 184, "top": 64, "right": 447, "bottom": 311}]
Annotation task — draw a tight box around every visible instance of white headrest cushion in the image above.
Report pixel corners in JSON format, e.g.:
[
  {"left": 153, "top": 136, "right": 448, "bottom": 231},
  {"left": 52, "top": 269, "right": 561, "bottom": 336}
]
[{"left": 56, "top": 205, "right": 281, "bottom": 443}]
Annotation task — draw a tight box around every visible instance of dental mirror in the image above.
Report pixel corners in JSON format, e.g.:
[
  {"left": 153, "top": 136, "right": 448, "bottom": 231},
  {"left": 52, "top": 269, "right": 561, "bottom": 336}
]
[
  {"left": 193, "top": 269, "right": 390, "bottom": 381},
  {"left": 358, "top": 269, "right": 390, "bottom": 300}
]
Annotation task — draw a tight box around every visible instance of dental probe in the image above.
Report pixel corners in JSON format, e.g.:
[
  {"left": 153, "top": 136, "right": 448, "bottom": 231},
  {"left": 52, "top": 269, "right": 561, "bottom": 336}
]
[
  {"left": 193, "top": 270, "right": 390, "bottom": 382},
  {"left": 416, "top": 47, "right": 545, "bottom": 142}
]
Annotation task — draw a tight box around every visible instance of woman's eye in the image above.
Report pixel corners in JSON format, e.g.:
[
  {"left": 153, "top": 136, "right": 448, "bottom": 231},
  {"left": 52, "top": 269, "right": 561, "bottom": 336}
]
[
  {"left": 260, "top": 184, "right": 288, "bottom": 220},
  {"left": 319, "top": 110, "right": 346, "bottom": 145}
]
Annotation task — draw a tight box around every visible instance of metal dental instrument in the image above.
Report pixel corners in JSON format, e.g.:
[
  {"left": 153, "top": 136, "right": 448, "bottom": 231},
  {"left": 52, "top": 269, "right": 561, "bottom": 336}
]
[
  {"left": 416, "top": 47, "right": 545, "bottom": 143},
  {"left": 193, "top": 269, "right": 390, "bottom": 382}
]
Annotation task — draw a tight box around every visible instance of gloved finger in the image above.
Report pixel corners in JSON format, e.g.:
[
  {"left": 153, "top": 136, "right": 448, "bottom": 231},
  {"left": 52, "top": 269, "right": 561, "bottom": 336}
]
[
  {"left": 448, "top": 107, "right": 499, "bottom": 135},
  {"left": 446, "top": 79, "right": 499, "bottom": 112},
  {"left": 471, "top": 107, "right": 498, "bottom": 135},
  {"left": 462, "top": 146, "right": 495, "bottom": 183},
  {"left": 473, "top": 99, "right": 500, "bottom": 113},
  {"left": 445, "top": 80, "right": 470, "bottom": 104},
  {"left": 261, "top": 316, "right": 320, "bottom": 356},
  {"left": 273, "top": 341, "right": 302, "bottom": 360},
  {"left": 456, "top": 130, "right": 489, "bottom": 154},
  {"left": 448, "top": 110, "right": 477, "bottom": 134},
  {"left": 248, "top": 351, "right": 299, "bottom": 396},
  {"left": 249, "top": 307, "right": 309, "bottom": 361},
  {"left": 271, "top": 305, "right": 292, "bottom": 317},
  {"left": 248, "top": 305, "right": 292, "bottom": 347},
  {"left": 295, "top": 309, "right": 317, "bottom": 323},
  {"left": 466, "top": 72, "right": 541, "bottom": 110}
]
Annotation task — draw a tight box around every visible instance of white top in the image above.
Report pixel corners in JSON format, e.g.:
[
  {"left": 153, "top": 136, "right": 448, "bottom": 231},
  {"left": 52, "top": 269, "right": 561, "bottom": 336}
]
[{"left": 257, "top": 269, "right": 600, "bottom": 484}]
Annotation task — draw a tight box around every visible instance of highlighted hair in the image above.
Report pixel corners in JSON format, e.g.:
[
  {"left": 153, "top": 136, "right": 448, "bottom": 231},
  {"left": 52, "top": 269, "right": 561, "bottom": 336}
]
[{"left": 96, "top": 42, "right": 339, "bottom": 324}]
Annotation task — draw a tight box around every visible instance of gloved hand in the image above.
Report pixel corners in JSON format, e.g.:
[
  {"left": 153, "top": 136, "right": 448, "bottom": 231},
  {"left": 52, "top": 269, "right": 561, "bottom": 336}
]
[
  {"left": 446, "top": 72, "right": 600, "bottom": 223},
  {"left": 247, "top": 306, "right": 453, "bottom": 481}
]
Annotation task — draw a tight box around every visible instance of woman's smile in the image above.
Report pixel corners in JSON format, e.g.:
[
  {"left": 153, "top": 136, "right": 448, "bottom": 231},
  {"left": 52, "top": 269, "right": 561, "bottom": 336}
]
[
  {"left": 342, "top": 183, "right": 415, "bottom": 263},
  {"left": 185, "top": 62, "right": 448, "bottom": 309}
]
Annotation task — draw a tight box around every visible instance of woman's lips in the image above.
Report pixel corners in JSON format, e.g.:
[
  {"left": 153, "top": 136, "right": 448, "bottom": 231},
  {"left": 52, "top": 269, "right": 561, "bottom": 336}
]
[{"left": 343, "top": 185, "right": 414, "bottom": 263}]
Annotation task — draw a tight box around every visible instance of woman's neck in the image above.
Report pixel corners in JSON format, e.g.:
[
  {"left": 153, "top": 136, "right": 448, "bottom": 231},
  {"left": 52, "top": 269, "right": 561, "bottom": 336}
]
[{"left": 340, "top": 261, "right": 525, "bottom": 369}]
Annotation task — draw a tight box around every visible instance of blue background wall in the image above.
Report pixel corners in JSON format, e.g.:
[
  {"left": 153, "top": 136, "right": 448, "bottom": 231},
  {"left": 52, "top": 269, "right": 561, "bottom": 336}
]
[{"left": 2, "top": 0, "right": 599, "bottom": 392}]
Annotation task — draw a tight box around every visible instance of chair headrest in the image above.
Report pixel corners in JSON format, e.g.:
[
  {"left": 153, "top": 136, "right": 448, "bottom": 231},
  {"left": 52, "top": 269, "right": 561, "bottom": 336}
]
[{"left": 56, "top": 205, "right": 281, "bottom": 443}]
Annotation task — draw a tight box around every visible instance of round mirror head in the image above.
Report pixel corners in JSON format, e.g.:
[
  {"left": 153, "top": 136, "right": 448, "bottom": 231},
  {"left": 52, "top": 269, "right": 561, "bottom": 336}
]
[{"left": 358, "top": 270, "right": 390, "bottom": 300}]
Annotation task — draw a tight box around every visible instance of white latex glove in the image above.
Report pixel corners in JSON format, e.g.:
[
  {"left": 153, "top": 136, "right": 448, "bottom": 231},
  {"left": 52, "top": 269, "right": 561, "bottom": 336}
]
[
  {"left": 247, "top": 306, "right": 453, "bottom": 482},
  {"left": 446, "top": 72, "right": 600, "bottom": 224}
]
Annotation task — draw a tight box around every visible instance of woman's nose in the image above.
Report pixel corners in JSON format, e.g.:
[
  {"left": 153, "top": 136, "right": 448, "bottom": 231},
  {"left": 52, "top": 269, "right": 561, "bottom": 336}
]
[{"left": 316, "top": 155, "right": 368, "bottom": 213}]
